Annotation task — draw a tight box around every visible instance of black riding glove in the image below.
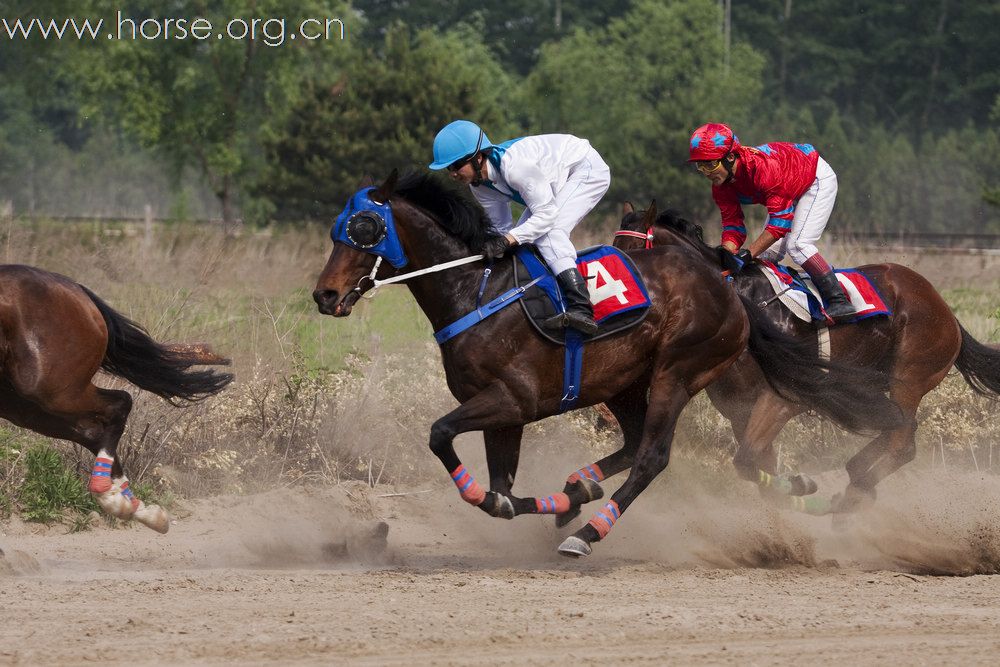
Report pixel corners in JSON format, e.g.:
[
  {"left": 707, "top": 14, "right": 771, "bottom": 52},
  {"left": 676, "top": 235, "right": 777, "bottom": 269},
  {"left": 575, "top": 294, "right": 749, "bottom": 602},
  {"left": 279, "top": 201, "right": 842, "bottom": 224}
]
[
  {"left": 716, "top": 246, "right": 753, "bottom": 275},
  {"left": 482, "top": 235, "right": 514, "bottom": 262}
]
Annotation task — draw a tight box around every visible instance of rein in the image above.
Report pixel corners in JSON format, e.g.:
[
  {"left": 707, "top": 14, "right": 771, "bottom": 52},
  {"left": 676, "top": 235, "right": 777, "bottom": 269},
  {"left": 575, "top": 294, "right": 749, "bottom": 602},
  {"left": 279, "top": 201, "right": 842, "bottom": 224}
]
[
  {"left": 614, "top": 228, "right": 654, "bottom": 249},
  {"left": 356, "top": 254, "right": 486, "bottom": 299}
]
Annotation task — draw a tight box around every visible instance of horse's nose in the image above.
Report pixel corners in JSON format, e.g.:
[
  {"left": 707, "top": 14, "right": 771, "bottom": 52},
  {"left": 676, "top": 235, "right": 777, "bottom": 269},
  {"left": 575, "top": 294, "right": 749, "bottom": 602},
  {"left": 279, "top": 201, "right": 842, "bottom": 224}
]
[{"left": 313, "top": 289, "right": 339, "bottom": 315}]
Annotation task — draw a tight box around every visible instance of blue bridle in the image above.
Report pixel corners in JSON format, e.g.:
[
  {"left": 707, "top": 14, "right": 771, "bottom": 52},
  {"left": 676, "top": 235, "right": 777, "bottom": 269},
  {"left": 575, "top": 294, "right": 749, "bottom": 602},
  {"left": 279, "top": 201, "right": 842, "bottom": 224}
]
[{"left": 331, "top": 187, "right": 408, "bottom": 269}]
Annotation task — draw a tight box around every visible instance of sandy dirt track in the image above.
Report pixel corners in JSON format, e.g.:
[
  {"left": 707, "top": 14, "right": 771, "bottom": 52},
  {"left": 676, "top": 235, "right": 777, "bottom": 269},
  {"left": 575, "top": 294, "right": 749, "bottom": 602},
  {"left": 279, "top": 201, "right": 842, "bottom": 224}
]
[{"left": 4, "top": 466, "right": 1000, "bottom": 666}]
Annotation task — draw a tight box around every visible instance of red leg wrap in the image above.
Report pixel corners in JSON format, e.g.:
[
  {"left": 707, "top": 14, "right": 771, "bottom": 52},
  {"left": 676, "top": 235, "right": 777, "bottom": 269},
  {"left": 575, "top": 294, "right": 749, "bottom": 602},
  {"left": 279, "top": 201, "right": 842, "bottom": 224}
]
[
  {"left": 534, "top": 493, "right": 571, "bottom": 514},
  {"left": 450, "top": 465, "right": 486, "bottom": 505},
  {"left": 89, "top": 456, "right": 114, "bottom": 494},
  {"left": 567, "top": 463, "right": 605, "bottom": 485},
  {"left": 120, "top": 480, "right": 141, "bottom": 512},
  {"left": 587, "top": 500, "right": 621, "bottom": 539}
]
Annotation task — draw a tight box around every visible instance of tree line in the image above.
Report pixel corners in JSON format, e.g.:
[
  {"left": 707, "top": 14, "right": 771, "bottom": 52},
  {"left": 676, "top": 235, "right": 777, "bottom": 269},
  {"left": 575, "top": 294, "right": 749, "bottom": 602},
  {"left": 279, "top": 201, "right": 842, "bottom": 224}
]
[{"left": 1, "top": 0, "right": 998, "bottom": 233}]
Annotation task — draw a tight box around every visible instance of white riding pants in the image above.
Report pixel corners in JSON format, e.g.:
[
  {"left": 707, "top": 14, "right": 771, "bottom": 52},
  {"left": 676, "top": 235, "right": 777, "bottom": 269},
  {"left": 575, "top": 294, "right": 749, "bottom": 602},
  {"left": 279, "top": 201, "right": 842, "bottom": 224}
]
[
  {"left": 759, "top": 157, "right": 838, "bottom": 266},
  {"left": 518, "top": 148, "right": 611, "bottom": 274}
]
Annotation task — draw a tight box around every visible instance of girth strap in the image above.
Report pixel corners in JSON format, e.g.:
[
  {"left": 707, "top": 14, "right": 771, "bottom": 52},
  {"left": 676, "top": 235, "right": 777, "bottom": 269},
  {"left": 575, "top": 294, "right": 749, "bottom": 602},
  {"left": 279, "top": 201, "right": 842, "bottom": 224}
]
[{"left": 433, "top": 276, "right": 543, "bottom": 345}]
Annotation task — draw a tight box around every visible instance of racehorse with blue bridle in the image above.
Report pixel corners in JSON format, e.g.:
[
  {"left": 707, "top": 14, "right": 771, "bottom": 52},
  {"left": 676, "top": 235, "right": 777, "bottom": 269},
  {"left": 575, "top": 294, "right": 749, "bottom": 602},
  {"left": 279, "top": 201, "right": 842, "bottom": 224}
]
[{"left": 312, "top": 170, "right": 900, "bottom": 557}]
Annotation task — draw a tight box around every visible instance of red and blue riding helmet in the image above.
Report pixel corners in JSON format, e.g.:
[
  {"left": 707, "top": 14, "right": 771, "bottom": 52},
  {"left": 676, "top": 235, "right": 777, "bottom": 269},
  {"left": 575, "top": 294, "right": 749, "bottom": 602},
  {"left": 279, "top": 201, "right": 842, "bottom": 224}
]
[{"left": 688, "top": 123, "right": 740, "bottom": 162}]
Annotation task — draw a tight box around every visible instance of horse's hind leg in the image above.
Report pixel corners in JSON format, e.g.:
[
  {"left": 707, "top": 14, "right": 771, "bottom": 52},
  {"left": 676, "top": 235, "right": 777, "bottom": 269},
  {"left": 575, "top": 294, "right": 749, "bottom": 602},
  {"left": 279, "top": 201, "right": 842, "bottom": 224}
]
[
  {"left": 838, "top": 388, "right": 924, "bottom": 513},
  {"left": 5, "top": 383, "right": 168, "bottom": 532}
]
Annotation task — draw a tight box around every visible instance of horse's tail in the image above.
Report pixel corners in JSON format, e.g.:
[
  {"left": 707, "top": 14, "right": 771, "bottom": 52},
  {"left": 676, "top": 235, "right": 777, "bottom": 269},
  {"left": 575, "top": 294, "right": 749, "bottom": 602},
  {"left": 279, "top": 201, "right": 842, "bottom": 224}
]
[
  {"left": 79, "top": 285, "right": 234, "bottom": 403},
  {"left": 740, "top": 295, "right": 901, "bottom": 433},
  {"left": 954, "top": 324, "right": 1000, "bottom": 397}
]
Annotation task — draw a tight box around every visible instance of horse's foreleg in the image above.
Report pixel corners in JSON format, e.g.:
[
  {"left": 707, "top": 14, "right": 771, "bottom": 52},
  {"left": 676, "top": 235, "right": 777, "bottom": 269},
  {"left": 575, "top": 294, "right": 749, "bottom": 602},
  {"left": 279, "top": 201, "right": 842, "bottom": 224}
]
[
  {"left": 558, "top": 379, "right": 689, "bottom": 557},
  {"left": 484, "top": 426, "right": 522, "bottom": 495},
  {"left": 430, "top": 386, "right": 551, "bottom": 520}
]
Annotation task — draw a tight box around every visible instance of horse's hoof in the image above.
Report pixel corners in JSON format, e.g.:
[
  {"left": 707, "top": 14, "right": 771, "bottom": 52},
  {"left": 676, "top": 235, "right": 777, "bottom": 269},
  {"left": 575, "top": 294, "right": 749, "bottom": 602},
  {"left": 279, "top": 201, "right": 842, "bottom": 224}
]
[
  {"left": 481, "top": 492, "right": 515, "bottom": 519},
  {"left": 557, "top": 536, "right": 592, "bottom": 558},
  {"left": 555, "top": 507, "right": 581, "bottom": 528},
  {"left": 789, "top": 473, "right": 818, "bottom": 496},
  {"left": 832, "top": 485, "right": 876, "bottom": 514},
  {"left": 134, "top": 504, "right": 170, "bottom": 534},
  {"left": 578, "top": 478, "right": 604, "bottom": 503}
]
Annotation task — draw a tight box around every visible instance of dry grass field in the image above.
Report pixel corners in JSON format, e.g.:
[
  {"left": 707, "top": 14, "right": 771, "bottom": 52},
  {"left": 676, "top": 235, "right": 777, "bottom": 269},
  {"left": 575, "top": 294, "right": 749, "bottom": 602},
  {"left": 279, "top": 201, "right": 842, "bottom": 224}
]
[{"left": 2, "top": 219, "right": 1000, "bottom": 666}]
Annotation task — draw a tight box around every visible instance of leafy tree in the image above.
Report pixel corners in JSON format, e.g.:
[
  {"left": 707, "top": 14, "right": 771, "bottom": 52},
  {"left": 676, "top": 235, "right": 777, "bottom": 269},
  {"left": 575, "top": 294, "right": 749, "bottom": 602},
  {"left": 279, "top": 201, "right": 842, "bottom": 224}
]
[
  {"left": 986, "top": 94, "right": 1000, "bottom": 210},
  {"left": 521, "top": 0, "right": 765, "bottom": 217},
  {"left": 0, "top": 0, "right": 96, "bottom": 211},
  {"left": 256, "top": 24, "right": 517, "bottom": 220},
  {"left": 732, "top": 0, "right": 1000, "bottom": 134},
  {"left": 84, "top": 0, "right": 352, "bottom": 224},
  {"left": 351, "top": 0, "right": 633, "bottom": 74}
]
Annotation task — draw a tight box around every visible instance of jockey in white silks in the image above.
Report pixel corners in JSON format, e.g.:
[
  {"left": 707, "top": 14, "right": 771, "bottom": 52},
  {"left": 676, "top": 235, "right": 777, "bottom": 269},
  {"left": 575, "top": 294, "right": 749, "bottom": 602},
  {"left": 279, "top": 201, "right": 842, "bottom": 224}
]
[{"left": 428, "top": 120, "right": 611, "bottom": 335}]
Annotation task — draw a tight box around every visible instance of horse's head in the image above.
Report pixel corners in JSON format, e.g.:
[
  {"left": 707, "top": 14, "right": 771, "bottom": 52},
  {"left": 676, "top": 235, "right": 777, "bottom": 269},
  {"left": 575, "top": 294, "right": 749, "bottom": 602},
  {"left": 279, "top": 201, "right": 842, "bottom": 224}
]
[
  {"left": 313, "top": 170, "right": 402, "bottom": 317},
  {"left": 615, "top": 200, "right": 709, "bottom": 255},
  {"left": 613, "top": 200, "right": 658, "bottom": 251}
]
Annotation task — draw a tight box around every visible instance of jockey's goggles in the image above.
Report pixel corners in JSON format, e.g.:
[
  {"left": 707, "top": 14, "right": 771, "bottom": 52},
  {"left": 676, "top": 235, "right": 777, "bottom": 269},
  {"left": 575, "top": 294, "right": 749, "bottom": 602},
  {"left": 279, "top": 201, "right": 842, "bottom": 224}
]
[
  {"left": 695, "top": 159, "right": 725, "bottom": 175},
  {"left": 447, "top": 155, "right": 473, "bottom": 172}
]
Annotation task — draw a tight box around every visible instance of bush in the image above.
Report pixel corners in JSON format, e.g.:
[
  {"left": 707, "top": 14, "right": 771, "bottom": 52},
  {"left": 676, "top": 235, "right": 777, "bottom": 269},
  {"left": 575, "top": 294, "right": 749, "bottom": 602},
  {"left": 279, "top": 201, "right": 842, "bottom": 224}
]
[{"left": 20, "top": 444, "right": 97, "bottom": 524}]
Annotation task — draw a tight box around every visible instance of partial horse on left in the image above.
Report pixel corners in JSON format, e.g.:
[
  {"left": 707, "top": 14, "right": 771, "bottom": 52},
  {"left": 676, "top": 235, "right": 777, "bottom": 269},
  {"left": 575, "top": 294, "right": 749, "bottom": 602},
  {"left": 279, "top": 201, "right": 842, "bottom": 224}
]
[{"left": 0, "top": 264, "right": 233, "bottom": 532}]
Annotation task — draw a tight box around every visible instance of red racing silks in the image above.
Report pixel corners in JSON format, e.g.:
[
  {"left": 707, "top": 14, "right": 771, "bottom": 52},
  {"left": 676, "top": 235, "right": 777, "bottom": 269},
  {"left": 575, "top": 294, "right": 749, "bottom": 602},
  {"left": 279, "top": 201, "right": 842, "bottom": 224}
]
[
  {"left": 587, "top": 500, "right": 621, "bottom": 539},
  {"left": 567, "top": 463, "right": 605, "bottom": 485},
  {"left": 89, "top": 456, "right": 114, "bottom": 494},
  {"left": 534, "top": 494, "right": 571, "bottom": 514},
  {"left": 450, "top": 465, "right": 486, "bottom": 505}
]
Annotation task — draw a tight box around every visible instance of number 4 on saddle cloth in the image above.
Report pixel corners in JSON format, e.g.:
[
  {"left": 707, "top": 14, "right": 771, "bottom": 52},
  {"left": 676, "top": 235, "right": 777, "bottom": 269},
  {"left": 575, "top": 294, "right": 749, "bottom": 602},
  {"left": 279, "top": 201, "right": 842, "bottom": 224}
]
[
  {"left": 513, "top": 245, "right": 651, "bottom": 343},
  {"left": 432, "top": 245, "right": 651, "bottom": 414},
  {"left": 514, "top": 245, "right": 651, "bottom": 412},
  {"left": 756, "top": 259, "right": 891, "bottom": 324}
]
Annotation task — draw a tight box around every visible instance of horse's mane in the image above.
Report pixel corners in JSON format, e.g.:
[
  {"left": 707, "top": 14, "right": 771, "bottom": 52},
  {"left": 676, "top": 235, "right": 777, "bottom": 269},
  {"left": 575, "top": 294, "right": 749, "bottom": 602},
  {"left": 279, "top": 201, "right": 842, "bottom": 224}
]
[
  {"left": 654, "top": 209, "right": 707, "bottom": 247},
  {"left": 395, "top": 172, "right": 498, "bottom": 251}
]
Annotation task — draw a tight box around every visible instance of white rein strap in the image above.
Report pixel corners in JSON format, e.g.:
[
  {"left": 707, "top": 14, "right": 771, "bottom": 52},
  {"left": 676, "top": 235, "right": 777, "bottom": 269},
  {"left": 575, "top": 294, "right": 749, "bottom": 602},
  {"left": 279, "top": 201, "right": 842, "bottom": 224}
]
[{"left": 361, "top": 254, "right": 486, "bottom": 297}]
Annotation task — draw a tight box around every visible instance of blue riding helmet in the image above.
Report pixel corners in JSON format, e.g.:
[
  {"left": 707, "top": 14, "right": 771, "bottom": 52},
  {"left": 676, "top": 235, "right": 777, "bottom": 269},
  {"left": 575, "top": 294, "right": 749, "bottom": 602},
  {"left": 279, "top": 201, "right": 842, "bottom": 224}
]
[{"left": 428, "top": 120, "right": 493, "bottom": 170}]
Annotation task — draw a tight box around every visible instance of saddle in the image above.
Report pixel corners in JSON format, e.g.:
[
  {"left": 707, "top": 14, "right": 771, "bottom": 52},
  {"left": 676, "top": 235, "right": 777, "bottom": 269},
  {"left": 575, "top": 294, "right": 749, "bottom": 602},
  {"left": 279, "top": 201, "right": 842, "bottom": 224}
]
[
  {"left": 513, "top": 245, "right": 651, "bottom": 345},
  {"left": 755, "top": 260, "right": 890, "bottom": 324}
]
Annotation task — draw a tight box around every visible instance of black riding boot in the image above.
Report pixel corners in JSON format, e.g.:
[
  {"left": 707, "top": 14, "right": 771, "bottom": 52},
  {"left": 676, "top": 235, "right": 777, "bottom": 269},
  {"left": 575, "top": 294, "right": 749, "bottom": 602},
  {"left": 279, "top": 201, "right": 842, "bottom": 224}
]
[
  {"left": 812, "top": 271, "right": 856, "bottom": 324},
  {"left": 544, "top": 268, "right": 599, "bottom": 335}
]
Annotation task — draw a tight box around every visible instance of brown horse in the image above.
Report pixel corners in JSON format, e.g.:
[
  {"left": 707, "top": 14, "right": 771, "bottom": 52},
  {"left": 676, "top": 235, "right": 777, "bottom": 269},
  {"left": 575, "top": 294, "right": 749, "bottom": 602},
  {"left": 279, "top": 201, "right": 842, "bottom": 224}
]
[
  {"left": 0, "top": 265, "right": 233, "bottom": 532},
  {"left": 312, "top": 171, "right": 899, "bottom": 556},
  {"left": 614, "top": 202, "right": 1000, "bottom": 514}
]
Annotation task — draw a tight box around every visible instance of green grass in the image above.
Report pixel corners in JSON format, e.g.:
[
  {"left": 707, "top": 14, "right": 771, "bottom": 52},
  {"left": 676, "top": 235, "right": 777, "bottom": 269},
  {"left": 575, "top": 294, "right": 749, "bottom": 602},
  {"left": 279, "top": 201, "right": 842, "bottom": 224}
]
[
  {"left": 20, "top": 444, "right": 98, "bottom": 524},
  {"left": 292, "top": 287, "right": 431, "bottom": 370}
]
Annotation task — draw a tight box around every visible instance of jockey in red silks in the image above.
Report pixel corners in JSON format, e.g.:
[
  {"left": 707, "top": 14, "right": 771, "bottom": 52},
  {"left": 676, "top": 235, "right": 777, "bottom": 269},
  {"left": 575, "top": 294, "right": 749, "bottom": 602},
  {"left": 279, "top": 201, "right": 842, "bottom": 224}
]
[{"left": 688, "top": 122, "right": 856, "bottom": 323}]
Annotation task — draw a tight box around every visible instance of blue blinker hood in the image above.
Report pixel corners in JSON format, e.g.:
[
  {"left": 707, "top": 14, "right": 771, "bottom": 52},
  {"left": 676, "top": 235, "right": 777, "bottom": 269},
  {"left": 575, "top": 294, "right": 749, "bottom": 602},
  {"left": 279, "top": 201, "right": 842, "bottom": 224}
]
[{"left": 331, "top": 187, "right": 408, "bottom": 269}]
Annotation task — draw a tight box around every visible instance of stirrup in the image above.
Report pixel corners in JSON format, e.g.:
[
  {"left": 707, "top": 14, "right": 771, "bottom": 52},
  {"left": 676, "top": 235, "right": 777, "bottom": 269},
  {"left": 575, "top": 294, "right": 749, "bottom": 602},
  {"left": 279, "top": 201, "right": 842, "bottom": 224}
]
[
  {"left": 565, "top": 312, "right": 599, "bottom": 335},
  {"left": 542, "top": 312, "right": 569, "bottom": 331}
]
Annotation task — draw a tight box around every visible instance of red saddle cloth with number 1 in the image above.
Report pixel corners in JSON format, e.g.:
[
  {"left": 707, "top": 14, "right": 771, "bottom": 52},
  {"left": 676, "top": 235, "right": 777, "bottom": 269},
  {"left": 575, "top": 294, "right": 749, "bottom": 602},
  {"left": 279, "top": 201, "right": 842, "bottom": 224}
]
[
  {"left": 757, "top": 260, "right": 891, "bottom": 323},
  {"left": 513, "top": 245, "right": 651, "bottom": 344}
]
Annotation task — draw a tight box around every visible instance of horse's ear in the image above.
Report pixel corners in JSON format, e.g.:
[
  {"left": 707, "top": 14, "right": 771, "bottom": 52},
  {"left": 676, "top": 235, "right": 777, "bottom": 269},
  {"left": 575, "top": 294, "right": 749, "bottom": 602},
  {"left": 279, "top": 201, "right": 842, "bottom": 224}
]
[
  {"left": 356, "top": 174, "right": 375, "bottom": 189},
  {"left": 623, "top": 201, "right": 635, "bottom": 216},
  {"left": 371, "top": 169, "right": 399, "bottom": 204},
  {"left": 642, "top": 199, "right": 657, "bottom": 226}
]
